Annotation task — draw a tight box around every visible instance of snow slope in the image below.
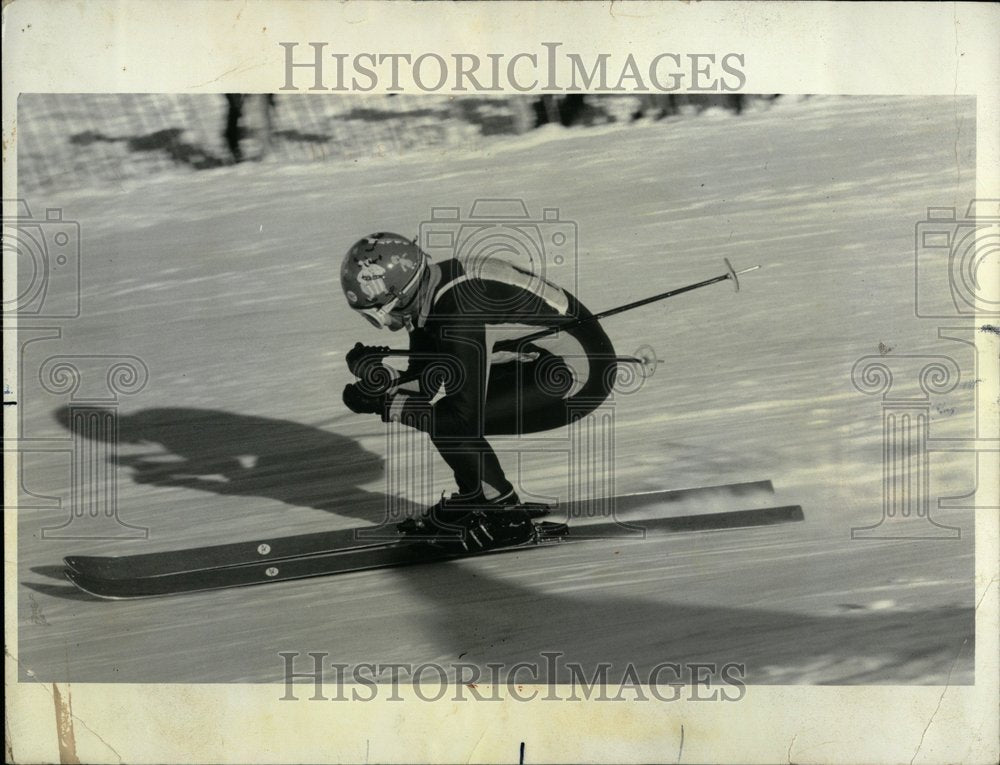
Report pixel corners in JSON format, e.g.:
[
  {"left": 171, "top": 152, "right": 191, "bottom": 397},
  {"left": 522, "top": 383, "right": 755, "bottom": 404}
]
[{"left": 16, "top": 96, "right": 977, "bottom": 684}]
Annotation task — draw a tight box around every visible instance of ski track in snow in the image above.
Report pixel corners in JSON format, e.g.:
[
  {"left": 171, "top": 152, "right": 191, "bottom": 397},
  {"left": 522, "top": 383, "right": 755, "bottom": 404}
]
[{"left": 17, "top": 96, "right": 976, "bottom": 684}]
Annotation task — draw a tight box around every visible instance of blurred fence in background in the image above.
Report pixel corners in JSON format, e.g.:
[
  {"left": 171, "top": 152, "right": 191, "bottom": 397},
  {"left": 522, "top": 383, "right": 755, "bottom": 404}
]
[{"left": 17, "top": 93, "right": 773, "bottom": 193}]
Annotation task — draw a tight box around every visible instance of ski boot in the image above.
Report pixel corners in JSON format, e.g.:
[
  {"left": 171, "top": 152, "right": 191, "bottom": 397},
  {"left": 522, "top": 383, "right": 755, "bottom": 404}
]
[{"left": 397, "top": 490, "right": 549, "bottom": 552}]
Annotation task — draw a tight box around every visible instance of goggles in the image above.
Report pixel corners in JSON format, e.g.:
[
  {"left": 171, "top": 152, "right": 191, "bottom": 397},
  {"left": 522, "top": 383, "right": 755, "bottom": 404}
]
[
  {"left": 354, "top": 256, "right": 426, "bottom": 330},
  {"left": 356, "top": 296, "right": 407, "bottom": 330}
]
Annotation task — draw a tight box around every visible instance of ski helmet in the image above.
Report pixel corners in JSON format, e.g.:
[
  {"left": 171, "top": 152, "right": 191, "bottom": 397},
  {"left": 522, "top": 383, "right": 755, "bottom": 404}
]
[{"left": 341, "top": 232, "right": 428, "bottom": 330}]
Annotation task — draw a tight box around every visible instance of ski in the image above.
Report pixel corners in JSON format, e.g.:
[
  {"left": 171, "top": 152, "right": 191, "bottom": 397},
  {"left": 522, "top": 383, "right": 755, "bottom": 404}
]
[
  {"left": 63, "top": 479, "right": 773, "bottom": 580},
  {"left": 64, "top": 504, "right": 803, "bottom": 599}
]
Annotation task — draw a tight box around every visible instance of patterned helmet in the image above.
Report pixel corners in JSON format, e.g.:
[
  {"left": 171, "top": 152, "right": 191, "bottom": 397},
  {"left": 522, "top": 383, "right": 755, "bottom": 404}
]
[{"left": 341, "top": 233, "right": 428, "bottom": 329}]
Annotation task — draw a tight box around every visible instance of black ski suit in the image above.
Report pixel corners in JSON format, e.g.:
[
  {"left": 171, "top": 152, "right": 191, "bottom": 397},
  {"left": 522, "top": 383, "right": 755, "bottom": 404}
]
[{"left": 383, "top": 257, "right": 617, "bottom": 497}]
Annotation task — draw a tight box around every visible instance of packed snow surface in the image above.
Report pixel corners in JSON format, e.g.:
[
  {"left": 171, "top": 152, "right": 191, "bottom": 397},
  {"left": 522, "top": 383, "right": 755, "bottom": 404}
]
[{"left": 17, "top": 96, "right": 977, "bottom": 684}]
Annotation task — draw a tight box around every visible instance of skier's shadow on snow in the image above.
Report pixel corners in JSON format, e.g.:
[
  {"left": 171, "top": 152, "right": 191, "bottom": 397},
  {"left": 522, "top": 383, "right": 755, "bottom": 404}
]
[{"left": 52, "top": 406, "right": 414, "bottom": 525}]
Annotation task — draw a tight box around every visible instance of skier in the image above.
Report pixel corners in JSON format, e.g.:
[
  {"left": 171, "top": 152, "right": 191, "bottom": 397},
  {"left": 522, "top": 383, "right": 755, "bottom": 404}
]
[
  {"left": 63, "top": 246, "right": 764, "bottom": 597},
  {"left": 339, "top": 232, "right": 618, "bottom": 552}
]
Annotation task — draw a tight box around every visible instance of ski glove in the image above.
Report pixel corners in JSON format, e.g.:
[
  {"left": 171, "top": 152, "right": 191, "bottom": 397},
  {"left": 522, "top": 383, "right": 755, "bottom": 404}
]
[
  {"left": 342, "top": 382, "right": 387, "bottom": 415},
  {"left": 346, "top": 342, "right": 390, "bottom": 378}
]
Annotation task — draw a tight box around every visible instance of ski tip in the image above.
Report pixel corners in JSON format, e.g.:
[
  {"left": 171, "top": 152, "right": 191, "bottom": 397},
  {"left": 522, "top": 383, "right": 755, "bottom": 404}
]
[
  {"left": 63, "top": 568, "right": 89, "bottom": 592},
  {"left": 63, "top": 555, "right": 108, "bottom": 576},
  {"left": 63, "top": 568, "right": 114, "bottom": 599},
  {"left": 63, "top": 568, "right": 89, "bottom": 588}
]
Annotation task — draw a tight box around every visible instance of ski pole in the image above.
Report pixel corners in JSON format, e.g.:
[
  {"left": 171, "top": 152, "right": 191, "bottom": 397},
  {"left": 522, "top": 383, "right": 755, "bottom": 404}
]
[
  {"left": 365, "top": 258, "right": 756, "bottom": 390},
  {"left": 510, "top": 258, "right": 759, "bottom": 347}
]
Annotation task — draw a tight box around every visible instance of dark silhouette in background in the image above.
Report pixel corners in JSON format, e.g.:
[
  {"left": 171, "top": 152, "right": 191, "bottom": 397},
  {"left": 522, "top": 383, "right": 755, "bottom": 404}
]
[
  {"left": 69, "top": 127, "right": 227, "bottom": 170},
  {"left": 533, "top": 95, "right": 592, "bottom": 127},
  {"left": 223, "top": 94, "right": 277, "bottom": 163}
]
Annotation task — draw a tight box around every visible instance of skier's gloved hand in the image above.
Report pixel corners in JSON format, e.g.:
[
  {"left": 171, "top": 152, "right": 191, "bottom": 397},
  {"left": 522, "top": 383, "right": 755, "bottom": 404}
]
[
  {"left": 342, "top": 383, "right": 387, "bottom": 415},
  {"left": 346, "top": 342, "right": 390, "bottom": 378}
]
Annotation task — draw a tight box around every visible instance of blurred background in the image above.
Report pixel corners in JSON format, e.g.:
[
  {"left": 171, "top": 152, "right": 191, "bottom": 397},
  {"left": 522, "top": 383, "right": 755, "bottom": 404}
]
[{"left": 18, "top": 93, "right": 775, "bottom": 192}]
